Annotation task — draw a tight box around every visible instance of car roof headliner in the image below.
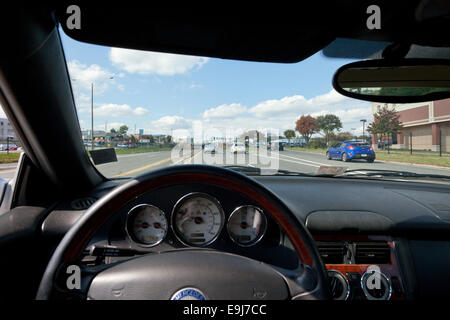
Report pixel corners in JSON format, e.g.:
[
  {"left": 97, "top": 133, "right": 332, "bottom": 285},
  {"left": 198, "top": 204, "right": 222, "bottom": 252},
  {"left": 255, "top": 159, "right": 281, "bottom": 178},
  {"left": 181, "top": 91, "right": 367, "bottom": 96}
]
[{"left": 55, "top": 1, "right": 450, "bottom": 63}]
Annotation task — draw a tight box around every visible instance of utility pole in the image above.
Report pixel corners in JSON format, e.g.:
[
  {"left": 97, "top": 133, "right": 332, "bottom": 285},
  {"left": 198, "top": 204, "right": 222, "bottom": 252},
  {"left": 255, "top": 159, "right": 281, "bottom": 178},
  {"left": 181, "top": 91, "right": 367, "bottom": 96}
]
[
  {"left": 360, "top": 119, "right": 367, "bottom": 142},
  {"left": 91, "top": 83, "right": 94, "bottom": 150}
]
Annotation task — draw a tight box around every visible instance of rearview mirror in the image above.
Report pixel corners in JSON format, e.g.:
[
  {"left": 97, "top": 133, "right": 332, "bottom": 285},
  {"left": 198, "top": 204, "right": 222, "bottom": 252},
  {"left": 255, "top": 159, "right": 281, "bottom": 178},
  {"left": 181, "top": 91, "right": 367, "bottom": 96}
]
[{"left": 332, "top": 59, "right": 450, "bottom": 103}]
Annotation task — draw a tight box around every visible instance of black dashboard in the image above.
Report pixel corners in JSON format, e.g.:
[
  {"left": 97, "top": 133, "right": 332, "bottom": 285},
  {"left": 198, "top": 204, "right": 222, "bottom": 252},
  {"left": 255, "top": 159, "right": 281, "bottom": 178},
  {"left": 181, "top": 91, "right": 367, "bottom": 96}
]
[
  {"left": 41, "top": 175, "right": 450, "bottom": 299},
  {"left": 82, "top": 183, "right": 299, "bottom": 270}
]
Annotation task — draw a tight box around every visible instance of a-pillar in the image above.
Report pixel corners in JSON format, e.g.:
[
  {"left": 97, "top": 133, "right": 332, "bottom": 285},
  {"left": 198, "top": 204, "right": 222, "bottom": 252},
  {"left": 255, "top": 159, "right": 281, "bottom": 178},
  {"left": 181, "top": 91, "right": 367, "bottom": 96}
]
[{"left": 432, "top": 123, "right": 441, "bottom": 152}]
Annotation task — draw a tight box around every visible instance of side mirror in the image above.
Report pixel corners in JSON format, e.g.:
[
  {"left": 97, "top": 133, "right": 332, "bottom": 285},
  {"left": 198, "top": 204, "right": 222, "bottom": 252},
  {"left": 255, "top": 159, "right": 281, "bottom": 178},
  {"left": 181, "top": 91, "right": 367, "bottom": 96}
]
[{"left": 332, "top": 59, "right": 450, "bottom": 103}]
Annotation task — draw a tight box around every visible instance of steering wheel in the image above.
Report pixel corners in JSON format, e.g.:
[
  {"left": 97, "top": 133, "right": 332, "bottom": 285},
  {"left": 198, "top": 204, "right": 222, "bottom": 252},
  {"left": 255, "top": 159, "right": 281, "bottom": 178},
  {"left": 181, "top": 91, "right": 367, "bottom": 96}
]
[{"left": 36, "top": 165, "right": 329, "bottom": 300}]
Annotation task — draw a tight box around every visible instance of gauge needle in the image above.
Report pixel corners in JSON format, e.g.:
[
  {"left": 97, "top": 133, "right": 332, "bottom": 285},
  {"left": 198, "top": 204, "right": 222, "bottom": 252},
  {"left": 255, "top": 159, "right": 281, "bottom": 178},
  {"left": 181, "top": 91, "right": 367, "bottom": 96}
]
[{"left": 153, "top": 222, "right": 166, "bottom": 232}]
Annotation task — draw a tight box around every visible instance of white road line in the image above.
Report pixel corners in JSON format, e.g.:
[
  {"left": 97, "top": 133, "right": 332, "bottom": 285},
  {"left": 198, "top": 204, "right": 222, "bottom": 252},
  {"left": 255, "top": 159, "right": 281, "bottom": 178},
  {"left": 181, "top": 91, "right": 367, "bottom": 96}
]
[
  {"left": 259, "top": 154, "right": 321, "bottom": 168},
  {"left": 279, "top": 153, "right": 330, "bottom": 166}
]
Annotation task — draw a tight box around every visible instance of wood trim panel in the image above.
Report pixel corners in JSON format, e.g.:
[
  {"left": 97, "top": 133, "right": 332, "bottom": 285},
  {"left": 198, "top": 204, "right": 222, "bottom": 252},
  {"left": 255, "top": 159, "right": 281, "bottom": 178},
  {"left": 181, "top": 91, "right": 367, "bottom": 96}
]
[{"left": 63, "top": 173, "right": 314, "bottom": 266}]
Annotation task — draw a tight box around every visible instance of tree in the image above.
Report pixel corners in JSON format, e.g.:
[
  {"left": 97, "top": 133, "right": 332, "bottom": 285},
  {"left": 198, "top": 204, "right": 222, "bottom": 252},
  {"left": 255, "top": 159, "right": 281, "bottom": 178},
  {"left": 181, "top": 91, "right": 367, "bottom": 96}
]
[
  {"left": 367, "top": 105, "right": 402, "bottom": 146},
  {"left": 316, "top": 114, "right": 343, "bottom": 146},
  {"left": 295, "top": 115, "right": 317, "bottom": 143},
  {"left": 283, "top": 129, "right": 296, "bottom": 142},
  {"left": 119, "top": 125, "right": 129, "bottom": 135},
  {"left": 110, "top": 128, "right": 117, "bottom": 134}
]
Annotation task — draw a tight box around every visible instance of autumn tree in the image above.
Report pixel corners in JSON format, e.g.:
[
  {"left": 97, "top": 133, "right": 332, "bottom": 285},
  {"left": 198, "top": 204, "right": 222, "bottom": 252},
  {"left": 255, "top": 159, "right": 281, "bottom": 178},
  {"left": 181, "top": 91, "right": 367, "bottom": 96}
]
[
  {"left": 295, "top": 115, "right": 317, "bottom": 143},
  {"left": 316, "top": 114, "right": 343, "bottom": 146},
  {"left": 367, "top": 105, "right": 402, "bottom": 145}
]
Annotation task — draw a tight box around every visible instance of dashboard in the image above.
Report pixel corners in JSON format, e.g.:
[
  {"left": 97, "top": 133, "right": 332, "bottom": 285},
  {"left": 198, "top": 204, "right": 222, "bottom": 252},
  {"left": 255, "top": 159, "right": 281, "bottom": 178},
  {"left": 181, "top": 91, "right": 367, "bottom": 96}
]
[
  {"left": 41, "top": 175, "right": 450, "bottom": 300},
  {"left": 81, "top": 183, "right": 299, "bottom": 270}
]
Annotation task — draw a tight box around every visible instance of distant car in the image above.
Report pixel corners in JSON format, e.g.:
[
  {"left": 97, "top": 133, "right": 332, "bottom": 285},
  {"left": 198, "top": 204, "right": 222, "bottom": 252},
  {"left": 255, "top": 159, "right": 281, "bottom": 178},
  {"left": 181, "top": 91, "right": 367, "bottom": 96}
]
[
  {"left": 230, "top": 143, "right": 246, "bottom": 153},
  {"left": 116, "top": 143, "right": 128, "bottom": 148},
  {"left": 267, "top": 142, "right": 284, "bottom": 151},
  {"left": 8, "top": 145, "right": 19, "bottom": 151},
  {"left": 326, "top": 141, "right": 375, "bottom": 163},
  {"left": 203, "top": 143, "right": 217, "bottom": 153}
]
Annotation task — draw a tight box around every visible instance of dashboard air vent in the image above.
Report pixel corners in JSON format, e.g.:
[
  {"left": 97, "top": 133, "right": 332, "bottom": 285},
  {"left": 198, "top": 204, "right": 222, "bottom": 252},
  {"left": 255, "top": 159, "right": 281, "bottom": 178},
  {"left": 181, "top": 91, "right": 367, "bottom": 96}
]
[
  {"left": 70, "top": 197, "right": 97, "bottom": 210},
  {"left": 316, "top": 241, "right": 345, "bottom": 264},
  {"left": 355, "top": 242, "right": 391, "bottom": 264}
]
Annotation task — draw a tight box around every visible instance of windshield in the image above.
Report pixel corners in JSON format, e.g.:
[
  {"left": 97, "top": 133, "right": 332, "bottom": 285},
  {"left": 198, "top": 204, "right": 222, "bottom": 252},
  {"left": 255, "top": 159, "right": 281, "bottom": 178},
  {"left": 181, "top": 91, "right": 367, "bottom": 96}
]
[{"left": 60, "top": 30, "right": 450, "bottom": 182}]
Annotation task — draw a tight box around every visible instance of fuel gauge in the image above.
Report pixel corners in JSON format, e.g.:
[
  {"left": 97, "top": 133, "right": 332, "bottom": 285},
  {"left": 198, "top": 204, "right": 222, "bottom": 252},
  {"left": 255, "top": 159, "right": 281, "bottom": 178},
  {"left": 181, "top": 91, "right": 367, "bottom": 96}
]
[
  {"left": 227, "top": 206, "right": 267, "bottom": 246},
  {"left": 126, "top": 204, "right": 168, "bottom": 247}
]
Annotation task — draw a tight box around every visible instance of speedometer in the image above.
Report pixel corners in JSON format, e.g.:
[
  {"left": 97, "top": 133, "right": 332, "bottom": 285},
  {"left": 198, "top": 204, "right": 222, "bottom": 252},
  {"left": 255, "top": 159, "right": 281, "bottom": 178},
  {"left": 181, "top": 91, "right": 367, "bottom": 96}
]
[
  {"left": 126, "top": 204, "right": 168, "bottom": 247},
  {"left": 227, "top": 205, "right": 267, "bottom": 246},
  {"left": 172, "top": 193, "right": 225, "bottom": 246}
]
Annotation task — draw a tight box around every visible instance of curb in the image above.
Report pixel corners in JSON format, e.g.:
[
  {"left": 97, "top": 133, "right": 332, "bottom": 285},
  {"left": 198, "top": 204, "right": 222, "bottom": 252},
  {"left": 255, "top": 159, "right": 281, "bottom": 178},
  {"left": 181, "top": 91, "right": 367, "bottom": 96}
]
[{"left": 376, "top": 159, "right": 450, "bottom": 171}]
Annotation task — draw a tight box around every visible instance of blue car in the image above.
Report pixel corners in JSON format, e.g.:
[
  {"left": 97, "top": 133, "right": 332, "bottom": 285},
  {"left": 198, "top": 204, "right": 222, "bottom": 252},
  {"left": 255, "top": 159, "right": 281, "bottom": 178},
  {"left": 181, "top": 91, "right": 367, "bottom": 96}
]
[{"left": 326, "top": 141, "right": 375, "bottom": 163}]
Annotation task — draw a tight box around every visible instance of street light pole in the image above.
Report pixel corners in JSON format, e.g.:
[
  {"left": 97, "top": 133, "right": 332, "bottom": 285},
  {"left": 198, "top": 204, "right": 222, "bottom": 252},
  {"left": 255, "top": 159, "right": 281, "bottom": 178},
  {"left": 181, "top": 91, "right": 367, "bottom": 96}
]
[
  {"left": 91, "top": 82, "right": 94, "bottom": 150},
  {"left": 360, "top": 119, "right": 367, "bottom": 142}
]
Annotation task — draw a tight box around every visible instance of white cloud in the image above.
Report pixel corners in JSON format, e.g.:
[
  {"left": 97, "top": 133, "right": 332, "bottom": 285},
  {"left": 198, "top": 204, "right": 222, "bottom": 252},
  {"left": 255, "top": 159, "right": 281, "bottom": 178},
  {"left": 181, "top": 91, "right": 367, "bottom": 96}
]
[
  {"left": 138, "top": 89, "right": 372, "bottom": 138},
  {"left": 248, "top": 89, "right": 352, "bottom": 118},
  {"left": 149, "top": 116, "right": 192, "bottom": 132},
  {"left": 202, "top": 103, "right": 247, "bottom": 120},
  {"left": 109, "top": 48, "right": 209, "bottom": 75},
  {"left": 94, "top": 104, "right": 148, "bottom": 118},
  {"left": 68, "top": 60, "right": 116, "bottom": 93}
]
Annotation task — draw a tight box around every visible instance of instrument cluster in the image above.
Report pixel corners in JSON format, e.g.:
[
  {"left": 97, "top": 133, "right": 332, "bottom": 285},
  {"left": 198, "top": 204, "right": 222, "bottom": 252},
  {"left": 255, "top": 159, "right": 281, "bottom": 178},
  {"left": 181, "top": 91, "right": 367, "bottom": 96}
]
[{"left": 125, "top": 192, "right": 269, "bottom": 249}]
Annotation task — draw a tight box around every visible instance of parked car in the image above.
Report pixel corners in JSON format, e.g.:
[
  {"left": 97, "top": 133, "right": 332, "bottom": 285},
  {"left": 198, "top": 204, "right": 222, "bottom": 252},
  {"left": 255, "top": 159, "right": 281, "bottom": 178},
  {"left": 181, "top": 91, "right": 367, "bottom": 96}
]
[
  {"left": 230, "top": 143, "right": 246, "bottom": 153},
  {"left": 326, "top": 141, "right": 375, "bottom": 163},
  {"left": 0, "top": 144, "right": 18, "bottom": 151}
]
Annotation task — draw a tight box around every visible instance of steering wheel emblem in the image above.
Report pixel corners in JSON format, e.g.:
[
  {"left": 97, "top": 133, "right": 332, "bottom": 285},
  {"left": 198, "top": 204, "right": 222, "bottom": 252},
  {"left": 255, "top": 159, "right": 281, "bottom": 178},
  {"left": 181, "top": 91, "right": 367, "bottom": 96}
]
[{"left": 171, "top": 287, "right": 207, "bottom": 300}]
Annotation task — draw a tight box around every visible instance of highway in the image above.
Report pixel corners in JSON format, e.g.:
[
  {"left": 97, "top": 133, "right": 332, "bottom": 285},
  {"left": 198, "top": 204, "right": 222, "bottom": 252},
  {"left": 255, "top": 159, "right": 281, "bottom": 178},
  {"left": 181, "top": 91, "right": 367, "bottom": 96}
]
[
  {"left": 95, "top": 148, "right": 450, "bottom": 178},
  {"left": 1, "top": 149, "right": 450, "bottom": 181}
]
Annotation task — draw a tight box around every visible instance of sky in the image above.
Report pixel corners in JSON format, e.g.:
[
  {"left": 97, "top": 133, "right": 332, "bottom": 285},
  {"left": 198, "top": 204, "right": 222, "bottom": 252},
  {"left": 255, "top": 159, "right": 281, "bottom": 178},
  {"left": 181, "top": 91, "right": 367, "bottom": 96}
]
[{"left": 1, "top": 27, "right": 373, "bottom": 140}]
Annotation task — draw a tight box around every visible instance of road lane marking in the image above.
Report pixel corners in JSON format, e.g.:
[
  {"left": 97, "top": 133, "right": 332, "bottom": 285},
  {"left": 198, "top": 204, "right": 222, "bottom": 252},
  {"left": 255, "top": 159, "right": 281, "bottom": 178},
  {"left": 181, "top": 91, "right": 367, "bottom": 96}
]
[
  {"left": 181, "top": 150, "right": 202, "bottom": 164},
  {"left": 112, "top": 157, "right": 172, "bottom": 177},
  {"left": 258, "top": 154, "right": 321, "bottom": 168},
  {"left": 280, "top": 153, "right": 330, "bottom": 166}
]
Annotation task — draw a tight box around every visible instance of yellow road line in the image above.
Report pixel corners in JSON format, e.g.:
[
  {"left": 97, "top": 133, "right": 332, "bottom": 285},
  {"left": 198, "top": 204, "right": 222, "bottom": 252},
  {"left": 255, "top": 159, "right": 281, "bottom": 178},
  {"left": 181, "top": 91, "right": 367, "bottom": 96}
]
[
  {"left": 112, "top": 150, "right": 202, "bottom": 178},
  {"left": 112, "top": 157, "right": 172, "bottom": 177},
  {"left": 183, "top": 150, "right": 201, "bottom": 164}
]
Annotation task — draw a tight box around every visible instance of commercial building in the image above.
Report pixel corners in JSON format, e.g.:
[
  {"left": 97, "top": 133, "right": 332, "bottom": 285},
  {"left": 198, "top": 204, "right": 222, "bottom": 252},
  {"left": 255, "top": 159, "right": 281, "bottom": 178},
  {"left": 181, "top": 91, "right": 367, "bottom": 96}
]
[
  {"left": 371, "top": 99, "right": 450, "bottom": 152},
  {"left": 0, "top": 118, "right": 17, "bottom": 141}
]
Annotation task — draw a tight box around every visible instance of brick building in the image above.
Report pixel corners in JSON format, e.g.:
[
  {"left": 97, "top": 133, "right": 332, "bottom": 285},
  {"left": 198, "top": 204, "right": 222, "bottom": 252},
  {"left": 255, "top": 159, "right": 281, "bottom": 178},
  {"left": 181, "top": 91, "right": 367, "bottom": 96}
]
[{"left": 371, "top": 99, "right": 450, "bottom": 152}]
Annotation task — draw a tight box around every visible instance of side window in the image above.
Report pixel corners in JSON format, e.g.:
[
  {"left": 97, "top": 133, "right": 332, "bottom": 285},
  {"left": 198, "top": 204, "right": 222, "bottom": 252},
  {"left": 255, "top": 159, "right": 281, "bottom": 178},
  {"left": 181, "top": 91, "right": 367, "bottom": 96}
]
[
  {"left": 340, "top": 143, "right": 347, "bottom": 148},
  {"left": 0, "top": 105, "right": 20, "bottom": 181}
]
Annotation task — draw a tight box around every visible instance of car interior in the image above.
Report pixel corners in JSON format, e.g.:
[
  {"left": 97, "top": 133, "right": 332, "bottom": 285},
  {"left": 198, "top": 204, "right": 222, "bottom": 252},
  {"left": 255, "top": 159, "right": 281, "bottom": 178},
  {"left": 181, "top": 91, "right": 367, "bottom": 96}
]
[{"left": 1, "top": 1, "right": 450, "bottom": 301}]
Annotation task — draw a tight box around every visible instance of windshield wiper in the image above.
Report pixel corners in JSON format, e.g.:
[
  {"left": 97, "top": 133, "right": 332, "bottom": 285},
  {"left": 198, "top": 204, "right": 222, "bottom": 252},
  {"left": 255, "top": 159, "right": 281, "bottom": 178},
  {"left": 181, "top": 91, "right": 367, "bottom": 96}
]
[{"left": 343, "top": 169, "right": 450, "bottom": 180}]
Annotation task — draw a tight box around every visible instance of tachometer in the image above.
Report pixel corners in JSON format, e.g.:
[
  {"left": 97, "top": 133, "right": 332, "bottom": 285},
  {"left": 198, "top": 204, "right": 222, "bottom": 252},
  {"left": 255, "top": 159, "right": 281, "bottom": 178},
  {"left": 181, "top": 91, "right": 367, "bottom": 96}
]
[
  {"left": 172, "top": 193, "right": 225, "bottom": 246},
  {"left": 227, "top": 205, "right": 267, "bottom": 246},
  {"left": 126, "top": 204, "right": 168, "bottom": 247}
]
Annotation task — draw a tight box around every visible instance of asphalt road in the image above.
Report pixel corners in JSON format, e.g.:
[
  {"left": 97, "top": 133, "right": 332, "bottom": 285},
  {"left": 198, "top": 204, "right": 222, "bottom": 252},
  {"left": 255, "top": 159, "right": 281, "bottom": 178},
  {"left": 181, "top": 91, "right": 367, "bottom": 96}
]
[
  {"left": 2, "top": 149, "right": 450, "bottom": 181},
  {"left": 95, "top": 148, "right": 450, "bottom": 178}
]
